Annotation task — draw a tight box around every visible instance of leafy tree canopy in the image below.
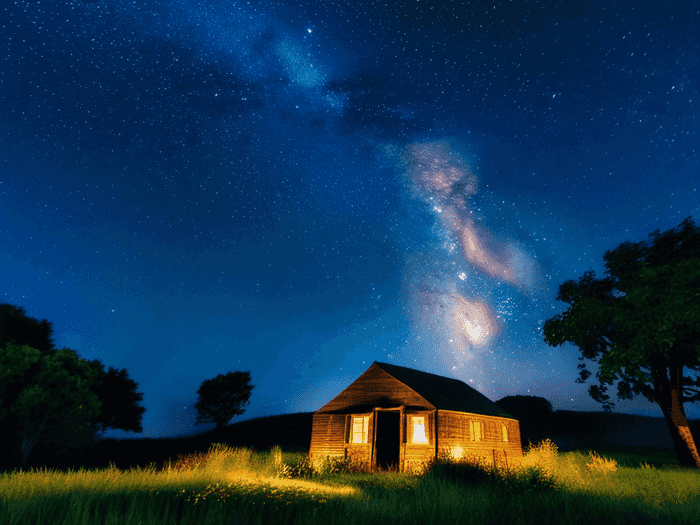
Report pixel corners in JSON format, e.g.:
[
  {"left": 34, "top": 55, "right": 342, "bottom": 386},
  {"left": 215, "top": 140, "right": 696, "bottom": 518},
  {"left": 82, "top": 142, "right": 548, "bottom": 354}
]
[
  {"left": 0, "top": 343, "right": 103, "bottom": 467},
  {"left": 83, "top": 360, "right": 145, "bottom": 435},
  {"left": 495, "top": 395, "right": 554, "bottom": 422},
  {"left": 542, "top": 216, "right": 700, "bottom": 467},
  {"left": 0, "top": 303, "right": 55, "bottom": 354},
  {"left": 0, "top": 303, "right": 146, "bottom": 469},
  {"left": 194, "top": 370, "right": 254, "bottom": 431}
]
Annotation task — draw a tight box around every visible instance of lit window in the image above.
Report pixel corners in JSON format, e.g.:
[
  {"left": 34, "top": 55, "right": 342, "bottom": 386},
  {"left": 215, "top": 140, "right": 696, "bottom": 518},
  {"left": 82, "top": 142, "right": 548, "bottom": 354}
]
[
  {"left": 502, "top": 423, "right": 508, "bottom": 442},
  {"left": 470, "top": 420, "right": 483, "bottom": 442},
  {"left": 412, "top": 416, "right": 428, "bottom": 444},
  {"left": 352, "top": 416, "right": 369, "bottom": 443}
]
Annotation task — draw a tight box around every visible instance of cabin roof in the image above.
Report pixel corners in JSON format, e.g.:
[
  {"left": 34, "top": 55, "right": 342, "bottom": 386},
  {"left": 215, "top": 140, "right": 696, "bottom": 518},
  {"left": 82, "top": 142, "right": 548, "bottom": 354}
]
[
  {"left": 373, "top": 361, "right": 515, "bottom": 419},
  {"left": 317, "top": 361, "right": 516, "bottom": 420}
]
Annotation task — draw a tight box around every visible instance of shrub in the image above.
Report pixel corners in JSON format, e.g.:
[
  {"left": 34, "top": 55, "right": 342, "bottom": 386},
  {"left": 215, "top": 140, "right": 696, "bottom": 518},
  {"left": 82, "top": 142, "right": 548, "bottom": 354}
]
[
  {"left": 585, "top": 451, "right": 618, "bottom": 475},
  {"left": 419, "top": 439, "right": 570, "bottom": 497},
  {"left": 423, "top": 454, "right": 495, "bottom": 487},
  {"left": 403, "top": 459, "right": 432, "bottom": 478},
  {"left": 310, "top": 455, "right": 371, "bottom": 477},
  {"left": 520, "top": 438, "right": 559, "bottom": 479},
  {"left": 501, "top": 464, "right": 564, "bottom": 495},
  {"left": 418, "top": 446, "right": 563, "bottom": 496},
  {"left": 275, "top": 455, "right": 316, "bottom": 479}
]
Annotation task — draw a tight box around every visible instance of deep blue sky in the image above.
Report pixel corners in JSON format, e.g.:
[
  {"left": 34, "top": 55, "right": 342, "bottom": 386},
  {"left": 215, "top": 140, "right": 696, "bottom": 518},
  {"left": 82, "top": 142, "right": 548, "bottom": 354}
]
[{"left": 1, "top": 0, "right": 698, "bottom": 440}]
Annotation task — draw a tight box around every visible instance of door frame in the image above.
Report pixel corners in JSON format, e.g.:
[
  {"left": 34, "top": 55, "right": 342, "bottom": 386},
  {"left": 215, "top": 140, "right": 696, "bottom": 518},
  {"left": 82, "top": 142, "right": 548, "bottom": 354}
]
[{"left": 370, "top": 405, "right": 405, "bottom": 473}]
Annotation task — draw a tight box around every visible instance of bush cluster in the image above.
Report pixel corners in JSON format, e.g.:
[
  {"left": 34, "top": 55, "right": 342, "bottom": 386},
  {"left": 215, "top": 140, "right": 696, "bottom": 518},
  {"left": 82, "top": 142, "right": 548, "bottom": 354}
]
[
  {"left": 419, "top": 447, "right": 564, "bottom": 496},
  {"left": 274, "top": 455, "right": 316, "bottom": 479},
  {"left": 272, "top": 453, "right": 371, "bottom": 479},
  {"left": 315, "top": 455, "right": 369, "bottom": 476},
  {"left": 268, "top": 437, "right": 630, "bottom": 499}
]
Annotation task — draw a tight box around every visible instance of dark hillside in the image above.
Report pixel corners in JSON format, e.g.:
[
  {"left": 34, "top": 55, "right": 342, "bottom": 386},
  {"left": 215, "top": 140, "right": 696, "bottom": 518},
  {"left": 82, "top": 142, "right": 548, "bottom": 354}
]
[
  {"left": 6, "top": 410, "right": 699, "bottom": 475},
  {"left": 489, "top": 402, "right": 700, "bottom": 454},
  {"left": 542, "top": 411, "right": 700, "bottom": 453},
  {"left": 12, "top": 412, "right": 315, "bottom": 475}
]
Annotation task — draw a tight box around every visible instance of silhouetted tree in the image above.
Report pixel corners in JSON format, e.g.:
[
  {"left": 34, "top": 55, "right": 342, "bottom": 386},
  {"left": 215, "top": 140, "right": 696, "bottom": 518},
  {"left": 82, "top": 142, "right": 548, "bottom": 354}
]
[
  {"left": 0, "top": 303, "right": 146, "bottom": 470},
  {"left": 0, "top": 304, "right": 58, "bottom": 468},
  {"left": 83, "top": 360, "right": 145, "bottom": 435},
  {"left": 194, "top": 371, "right": 254, "bottom": 431},
  {"left": 495, "top": 395, "right": 555, "bottom": 449},
  {"left": 0, "top": 343, "right": 103, "bottom": 467},
  {"left": 0, "top": 303, "right": 55, "bottom": 353},
  {"left": 1, "top": 357, "right": 146, "bottom": 471},
  {"left": 32, "top": 360, "right": 147, "bottom": 465},
  {"left": 495, "top": 395, "right": 554, "bottom": 423},
  {"left": 542, "top": 216, "right": 700, "bottom": 468}
]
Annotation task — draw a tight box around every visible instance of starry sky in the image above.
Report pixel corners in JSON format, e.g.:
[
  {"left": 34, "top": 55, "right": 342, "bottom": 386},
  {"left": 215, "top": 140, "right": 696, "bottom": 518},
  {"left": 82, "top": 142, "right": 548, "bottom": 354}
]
[{"left": 1, "top": 0, "right": 699, "bottom": 440}]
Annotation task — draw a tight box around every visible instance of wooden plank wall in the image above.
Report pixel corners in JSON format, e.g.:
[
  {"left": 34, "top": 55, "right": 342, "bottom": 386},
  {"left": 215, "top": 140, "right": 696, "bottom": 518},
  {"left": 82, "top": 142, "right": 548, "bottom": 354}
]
[
  {"left": 437, "top": 410, "right": 523, "bottom": 461},
  {"left": 310, "top": 409, "right": 523, "bottom": 473},
  {"left": 346, "top": 443, "right": 371, "bottom": 469},
  {"left": 309, "top": 414, "right": 346, "bottom": 460}
]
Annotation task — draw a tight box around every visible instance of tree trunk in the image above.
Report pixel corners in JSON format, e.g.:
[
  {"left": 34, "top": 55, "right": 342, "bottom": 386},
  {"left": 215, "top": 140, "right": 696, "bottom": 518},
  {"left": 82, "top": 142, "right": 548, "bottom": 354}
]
[
  {"left": 0, "top": 416, "right": 23, "bottom": 470},
  {"left": 18, "top": 416, "right": 48, "bottom": 468},
  {"left": 659, "top": 386, "right": 700, "bottom": 468}
]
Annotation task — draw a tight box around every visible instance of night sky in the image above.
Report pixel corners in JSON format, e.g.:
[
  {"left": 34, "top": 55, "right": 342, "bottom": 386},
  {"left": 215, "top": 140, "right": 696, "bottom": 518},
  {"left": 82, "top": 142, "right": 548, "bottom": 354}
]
[{"left": 1, "top": 0, "right": 698, "bottom": 440}]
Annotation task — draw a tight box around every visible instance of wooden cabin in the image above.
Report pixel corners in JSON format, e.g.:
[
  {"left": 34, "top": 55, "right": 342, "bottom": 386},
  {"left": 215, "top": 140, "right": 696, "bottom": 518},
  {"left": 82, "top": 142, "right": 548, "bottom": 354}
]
[{"left": 309, "top": 361, "right": 523, "bottom": 473}]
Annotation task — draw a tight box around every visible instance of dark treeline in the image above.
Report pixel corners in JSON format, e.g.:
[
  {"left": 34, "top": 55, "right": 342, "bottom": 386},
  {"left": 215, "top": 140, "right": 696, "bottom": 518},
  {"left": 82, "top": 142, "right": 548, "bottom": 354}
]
[
  {"left": 2, "top": 300, "right": 699, "bottom": 475},
  {"left": 0, "top": 302, "right": 253, "bottom": 474}
]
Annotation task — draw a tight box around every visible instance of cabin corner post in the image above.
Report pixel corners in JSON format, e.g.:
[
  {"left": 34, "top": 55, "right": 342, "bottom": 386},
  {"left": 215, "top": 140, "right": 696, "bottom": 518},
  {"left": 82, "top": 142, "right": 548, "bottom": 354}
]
[
  {"left": 344, "top": 414, "right": 350, "bottom": 459},
  {"left": 399, "top": 404, "right": 405, "bottom": 472},
  {"left": 434, "top": 409, "right": 438, "bottom": 461},
  {"left": 370, "top": 407, "right": 378, "bottom": 474}
]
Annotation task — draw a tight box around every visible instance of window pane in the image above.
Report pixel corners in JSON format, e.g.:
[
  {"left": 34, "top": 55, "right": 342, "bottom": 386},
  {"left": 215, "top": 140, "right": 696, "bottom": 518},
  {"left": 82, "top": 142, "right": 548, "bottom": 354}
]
[
  {"left": 471, "top": 420, "right": 482, "bottom": 441},
  {"left": 502, "top": 423, "right": 508, "bottom": 442},
  {"left": 412, "top": 416, "right": 428, "bottom": 443},
  {"left": 352, "top": 417, "right": 364, "bottom": 443}
]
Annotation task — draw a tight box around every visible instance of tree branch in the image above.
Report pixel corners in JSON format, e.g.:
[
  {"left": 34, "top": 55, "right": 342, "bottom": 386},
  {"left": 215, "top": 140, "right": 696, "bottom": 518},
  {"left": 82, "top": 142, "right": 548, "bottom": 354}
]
[{"left": 638, "top": 383, "right": 661, "bottom": 405}]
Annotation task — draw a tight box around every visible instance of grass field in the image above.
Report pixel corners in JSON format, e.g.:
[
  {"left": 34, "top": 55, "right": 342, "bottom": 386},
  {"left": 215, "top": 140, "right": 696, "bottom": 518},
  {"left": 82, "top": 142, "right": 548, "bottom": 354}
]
[{"left": 1, "top": 440, "right": 699, "bottom": 525}]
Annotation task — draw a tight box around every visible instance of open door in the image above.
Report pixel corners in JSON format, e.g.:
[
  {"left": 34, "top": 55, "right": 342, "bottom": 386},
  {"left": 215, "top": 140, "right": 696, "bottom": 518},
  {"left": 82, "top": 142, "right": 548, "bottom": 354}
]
[{"left": 374, "top": 411, "right": 400, "bottom": 472}]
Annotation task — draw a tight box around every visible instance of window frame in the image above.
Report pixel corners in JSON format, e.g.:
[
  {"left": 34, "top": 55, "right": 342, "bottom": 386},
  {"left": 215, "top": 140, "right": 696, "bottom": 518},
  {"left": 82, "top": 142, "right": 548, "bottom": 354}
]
[{"left": 349, "top": 414, "right": 370, "bottom": 444}]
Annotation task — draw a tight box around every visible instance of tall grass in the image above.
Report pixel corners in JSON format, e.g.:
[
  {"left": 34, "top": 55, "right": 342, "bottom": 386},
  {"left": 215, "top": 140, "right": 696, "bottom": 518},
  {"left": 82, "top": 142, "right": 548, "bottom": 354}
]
[{"left": 0, "top": 440, "right": 698, "bottom": 525}]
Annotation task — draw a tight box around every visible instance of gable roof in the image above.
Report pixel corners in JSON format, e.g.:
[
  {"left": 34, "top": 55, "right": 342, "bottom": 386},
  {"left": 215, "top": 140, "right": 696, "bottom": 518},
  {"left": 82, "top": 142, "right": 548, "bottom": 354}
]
[{"left": 317, "top": 361, "right": 516, "bottom": 420}]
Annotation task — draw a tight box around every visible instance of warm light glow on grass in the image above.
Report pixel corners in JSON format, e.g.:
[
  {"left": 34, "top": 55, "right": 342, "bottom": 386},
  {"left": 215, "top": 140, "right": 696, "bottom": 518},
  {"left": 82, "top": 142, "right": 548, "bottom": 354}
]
[
  {"left": 1, "top": 441, "right": 698, "bottom": 525},
  {"left": 224, "top": 469, "right": 360, "bottom": 497}
]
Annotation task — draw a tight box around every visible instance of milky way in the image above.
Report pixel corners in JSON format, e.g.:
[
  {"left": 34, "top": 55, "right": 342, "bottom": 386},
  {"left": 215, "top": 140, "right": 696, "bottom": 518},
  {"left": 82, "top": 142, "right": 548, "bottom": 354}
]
[{"left": 394, "top": 139, "right": 544, "bottom": 390}]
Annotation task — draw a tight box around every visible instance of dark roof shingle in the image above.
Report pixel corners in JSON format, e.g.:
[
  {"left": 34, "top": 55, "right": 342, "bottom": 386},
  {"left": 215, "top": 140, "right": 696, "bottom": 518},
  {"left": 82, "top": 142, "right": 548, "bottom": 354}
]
[{"left": 373, "top": 361, "right": 516, "bottom": 419}]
